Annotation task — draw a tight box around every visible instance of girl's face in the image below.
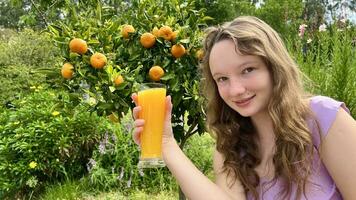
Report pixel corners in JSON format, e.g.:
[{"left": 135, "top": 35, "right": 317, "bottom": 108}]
[{"left": 209, "top": 39, "right": 273, "bottom": 118}]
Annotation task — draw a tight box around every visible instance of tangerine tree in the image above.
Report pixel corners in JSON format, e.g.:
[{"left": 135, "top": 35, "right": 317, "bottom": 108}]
[{"left": 48, "top": 0, "right": 211, "bottom": 149}]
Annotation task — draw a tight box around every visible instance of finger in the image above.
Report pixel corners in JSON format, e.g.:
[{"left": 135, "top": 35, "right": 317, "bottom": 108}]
[
  {"left": 132, "top": 106, "right": 141, "bottom": 120},
  {"left": 131, "top": 93, "right": 138, "bottom": 106},
  {"left": 134, "top": 119, "right": 145, "bottom": 127},
  {"left": 132, "top": 127, "right": 142, "bottom": 145},
  {"left": 165, "top": 95, "right": 172, "bottom": 123}
]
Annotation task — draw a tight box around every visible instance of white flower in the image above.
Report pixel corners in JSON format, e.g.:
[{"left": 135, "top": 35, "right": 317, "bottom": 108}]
[
  {"left": 319, "top": 24, "right": 327, "bottom": 32},
  {"left": 138, "top": 168, "right": 145, "bottom": 177},
  {"left": 340, "top": 18, "right": 347, "bottom": 23},
  {"left": 307, "top": 39, "right": 312, "bottom": 44},
  {"left": 86, "top": 158, "right": 97, "bottom": 172}
]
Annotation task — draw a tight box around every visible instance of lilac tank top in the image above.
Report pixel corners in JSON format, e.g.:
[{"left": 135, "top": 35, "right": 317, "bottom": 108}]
[{"left": 246, "top": 96, "right": 350, "bottom": 200}]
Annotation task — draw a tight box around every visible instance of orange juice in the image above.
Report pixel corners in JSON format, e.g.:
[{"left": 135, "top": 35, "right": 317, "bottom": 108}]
[{"left": 138, "top": 87, "right": 166, "bottom": 162}]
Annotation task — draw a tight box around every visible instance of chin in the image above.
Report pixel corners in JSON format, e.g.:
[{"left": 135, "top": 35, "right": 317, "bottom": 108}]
[
  {"left": 237, "top": 112, "right": 254, "bottom": 118},
  {"left": 232, "top": 108, "right": 256, "bottom": 117}
]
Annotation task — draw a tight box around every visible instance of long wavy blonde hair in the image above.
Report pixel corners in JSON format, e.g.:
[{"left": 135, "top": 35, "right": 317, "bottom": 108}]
[{"left": 201, "top": 16, "right": 316, "bottom": 199}]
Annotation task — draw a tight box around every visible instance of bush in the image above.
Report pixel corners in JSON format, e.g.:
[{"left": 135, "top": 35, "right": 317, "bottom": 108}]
[
  {"left": 0, "top": 64, "right": 46, "bottom": 105},
  {"left": 288, "top": 20, "right": 356, "bottom": 117},
  {"left": 255, "top": 0, "right": 304, "bottom": 39},
  {"left": 0, "top": 89, "right": 110, "bottom": 199},
  {"left": 0, "top": 29, "right": 62, "bottom": 104},
  {"left": 84, "top": 113, "right": 177, "bottom": 195},
  {"left": 0, "top": 28, "right": 61, "bottom": 67},
  {"left": 79, "top": 114, "right": 214, "bottom": 196},
  {"left": 184, "top": 133, "right": 215, "bottom": 179},
  {"left": 194, "top": 0, "right": 256, "bottom": 25}
]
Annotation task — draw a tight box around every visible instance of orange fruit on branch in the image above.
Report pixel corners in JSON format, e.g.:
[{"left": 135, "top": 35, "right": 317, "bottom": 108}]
[
  {"left": 140, "top": 33, "right": 156, "bottom": 48},
  {"left": 90, "top": 53, "right": 107, "bottom": 69},
  {"left": 158, "top": 26, "right": 173, "bottom": 40},
  {"left": 114, "top": 75, "right": 124, "bottom": 86},
  {"left": 149, "top": 65, "right": 164, "bottom": 81},
  {"left": 69, "top": 38, "right": 88, "bottom": 54},
  {"left": 61, "top": 63, "right": 74, "bottom": 79},
  {"left": 121, "top": 24, "right": 135, "bottom": 39},
  {"left": 171, "top": 44, "right": 186, "bottom": 58}
]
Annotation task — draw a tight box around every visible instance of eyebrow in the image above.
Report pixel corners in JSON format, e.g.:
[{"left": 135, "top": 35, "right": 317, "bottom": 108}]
[{"left": 211, "top": 60, "right": 258, "bottom": 77}]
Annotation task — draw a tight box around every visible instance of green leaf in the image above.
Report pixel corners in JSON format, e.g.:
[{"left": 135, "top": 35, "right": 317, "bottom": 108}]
[
  {"left": 179, "top": 38, "right": 190, "bottom": 44},
  {"left": 202, "top": 16, "right": 214, "bottom": 22},
  {"left": 48, "top": 25, "right": 59, "bottom": 36},
  {"left": 88, "top": 39, "right": 101, "bottom": 44},
  {"left": 69, "top": 52, "right": 80, "bottom": 59},
  {"left": 160, "top": 73, "right": 175, "bottom": 81},
  {"left": 109, "top": 86, "right": 116, "bottom": 93}
]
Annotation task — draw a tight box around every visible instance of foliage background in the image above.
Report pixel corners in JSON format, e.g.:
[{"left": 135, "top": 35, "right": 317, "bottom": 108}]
[{"left": 0, "top": 0, "right": 355, "bottom": 199}]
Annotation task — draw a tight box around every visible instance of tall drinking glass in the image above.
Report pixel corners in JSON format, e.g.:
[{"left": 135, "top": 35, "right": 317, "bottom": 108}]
[{"left": 137, "top": 83, "right": 166, "bottom": 168}]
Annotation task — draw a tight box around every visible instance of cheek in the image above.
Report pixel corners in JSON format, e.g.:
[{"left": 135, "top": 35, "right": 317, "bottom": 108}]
[
  {"left": 248, "top": 74, "right": 272, "bottom": 91},
  {"left": 217, "top": 85, "right": 228, "bottom": 99}
]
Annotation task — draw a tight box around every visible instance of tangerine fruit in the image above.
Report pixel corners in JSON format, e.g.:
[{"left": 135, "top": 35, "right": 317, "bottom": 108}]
[
  {"left": 90, "top": 53, "right": 107, "bottom": 69},
  {"left": 158, "top": 26, "right": 173, "bottom": 40},
  {"left": 140, "top": 33, "right": 156, "bottom": 48},
  {"left": 171, "top": 44, "right": 186, "bottom": 58},
  {"left": 149, "top": 66, "right": 164, "bottom": 81},
  {"left": 61, "top": 63, "right": 74, "bottom": 79},
  {"left": 69, "top": 38, "right": 88, "bottom": 54},
  {"left": 121, "top": 25, "right": 135, "bottom": 39},
  {"left": 114, "top": 75, "right": 124, "bottom": 86}
]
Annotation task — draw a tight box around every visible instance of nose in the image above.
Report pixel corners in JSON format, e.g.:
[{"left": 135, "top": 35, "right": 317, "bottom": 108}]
[{"left": 229, "top": 78, "right": 246, "bottom": 96}]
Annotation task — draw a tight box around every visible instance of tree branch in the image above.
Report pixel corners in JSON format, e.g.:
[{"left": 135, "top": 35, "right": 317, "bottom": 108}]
[
  {"left": 29, "top": 0, "right": 49, "bottom": 27},
  {"left": 179, "top": 120, "right": 198, "bottom": 149},
  {"left": 48, "top": 0, "right": 59, "bottom": 10}
]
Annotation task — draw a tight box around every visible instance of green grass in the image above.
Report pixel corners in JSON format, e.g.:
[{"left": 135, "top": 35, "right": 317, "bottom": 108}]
[
  {"left": 39, "top": 179, "right": 178, "bottom": 200},
  {"left": 82, "top": 190, "right": 177, "bottom": 200},
  {"left": 39, "top": 133, "right": 215, "bottom": 200},
  {"left": 39, "top": 179, "right": 84, "bottom": 200}
]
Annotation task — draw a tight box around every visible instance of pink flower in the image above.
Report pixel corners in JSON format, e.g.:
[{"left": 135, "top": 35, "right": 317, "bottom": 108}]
[{"left": 298, "top": 24, "right": 308, "bottom": 38}]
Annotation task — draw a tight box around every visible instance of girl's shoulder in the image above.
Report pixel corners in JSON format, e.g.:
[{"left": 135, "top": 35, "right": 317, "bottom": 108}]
[{"left": 308, "top": 95, "right": 350, "bottom": 147}]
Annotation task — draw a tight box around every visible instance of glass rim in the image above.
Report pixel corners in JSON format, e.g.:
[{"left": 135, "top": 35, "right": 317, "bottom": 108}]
[{"left": 138, "top": 82, "right": 166, "bottom": 91}]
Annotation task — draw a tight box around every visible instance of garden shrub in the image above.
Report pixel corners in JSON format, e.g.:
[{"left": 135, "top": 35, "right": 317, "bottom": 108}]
[
  {"left": 0, "top": 64, "right": 45, "bottom": 105},
  {"left": 83, "top": 113, "right": 215, "bottom": 195},
  {"left": 183, "top": 133, "right": 214, "bottom": 179},
  {"left": 288, "top": 21, "right": 356, "bottom": 118},
  {"left": 0, "top": 28, "right": 61, "bottom": 68},
  {"left": 0, "top": 29, "right": 62, "bottom": 105},
  {"left": 0, "top": 89, "right": 109, "bottom": 198},
  {"left": 84, "top": 112, "right": 178, "bottom": 195}
]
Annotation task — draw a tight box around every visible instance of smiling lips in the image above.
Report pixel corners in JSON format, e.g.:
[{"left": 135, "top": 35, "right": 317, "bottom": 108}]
[{"left": 234, "top": 95, "right": 256, "bottom": 106}]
